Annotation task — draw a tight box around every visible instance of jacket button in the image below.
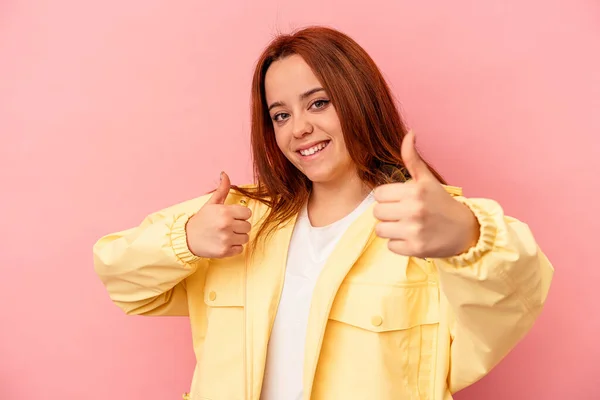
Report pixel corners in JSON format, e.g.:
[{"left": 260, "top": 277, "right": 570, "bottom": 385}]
[
  {"left": 239, "top": 199, "right": 248, "bottom": 206},
  {"left": 371, "top": 315, "right": 383, "bottom": 327},
  {"left": 208, "top": 291, "right": 217, "bottom": 301}
]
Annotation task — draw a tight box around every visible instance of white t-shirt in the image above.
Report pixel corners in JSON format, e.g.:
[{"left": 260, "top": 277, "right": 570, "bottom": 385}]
[{"left": 260, "top": 192, "right": 376, "bottom": 400}]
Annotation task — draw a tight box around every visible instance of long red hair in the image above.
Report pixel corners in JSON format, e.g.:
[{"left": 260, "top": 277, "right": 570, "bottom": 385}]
[{"left": 232, "top": 26, "right": 445, "bottom": 247}]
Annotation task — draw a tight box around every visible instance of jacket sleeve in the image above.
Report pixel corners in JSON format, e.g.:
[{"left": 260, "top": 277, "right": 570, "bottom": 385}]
[
  {"left": 93, "top": 194, "right": 213, "bottom": 316},
  {"left": 434, "top": 196, "right": 554, "bottom": 393}
]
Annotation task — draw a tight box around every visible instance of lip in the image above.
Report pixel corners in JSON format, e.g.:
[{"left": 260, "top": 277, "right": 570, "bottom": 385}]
[
  {"left": 296, "top": 140, "right": 330, "bottom": 160},
  {"left": 294, "top": 140, "right": 330, "bottom": 152}
]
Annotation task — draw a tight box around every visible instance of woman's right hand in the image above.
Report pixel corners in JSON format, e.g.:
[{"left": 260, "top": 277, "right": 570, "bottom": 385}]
[{"left": 185, "top": 172, "right": 252, "bottom": 258}]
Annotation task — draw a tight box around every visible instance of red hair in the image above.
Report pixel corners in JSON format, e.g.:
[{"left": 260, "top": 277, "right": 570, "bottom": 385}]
[{"left": 232, "top": 26, "right": 445, "bottom": 247}]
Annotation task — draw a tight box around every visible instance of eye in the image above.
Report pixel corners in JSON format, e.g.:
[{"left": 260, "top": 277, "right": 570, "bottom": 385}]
[
  {"left": 310, "top": 99, "right": 330, "bottom": 110},
  {"left": 273, "top": 112, "right": 290, "bottom": 122}
]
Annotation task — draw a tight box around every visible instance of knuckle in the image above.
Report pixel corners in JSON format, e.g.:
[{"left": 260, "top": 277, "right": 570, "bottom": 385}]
[
  {"left": 216, "top": 206, "right": 228, "bottom": 217},
  {"left": 372, "top": 205, "right": 381, "bottom": 220},
  {"left": 387, "top": 240, "right": 402, "bottom": 254},
  {"left": 374, "top": 222, "right": 383, "bottom": 237},
  {"left": 413, "top": 240, "right": 427, "bottom": 255},
  {"left": 412, "top": 203, "right": 427, "bottom": 219},
  {"left": 215, "top": 219, "right": 229, "bottom": 231},
  {"left": 413, "top": 185, "right": 427, "bottom": 201},
  {"left": 413, "top": 224, "right": 425, "bottom": 238},
  {"left": 373, "top": 204, "right": 391, "bottom": 220},
  {"left": 373, "top": 187, "right": 382, "bottom": 201},
  {"left": 219, "top": 244, "right": 230, "bottom": 256},
  {"left": 219, "top": 232, "right": 231, "bottom": 244}
]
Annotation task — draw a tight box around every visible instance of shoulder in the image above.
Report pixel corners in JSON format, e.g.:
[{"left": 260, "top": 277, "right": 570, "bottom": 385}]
[{"left": 145, "top": 183, "right": 259, "bottom": 222}]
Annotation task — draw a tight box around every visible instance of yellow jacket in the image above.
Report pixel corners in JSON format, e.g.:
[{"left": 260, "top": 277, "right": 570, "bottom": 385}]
[{"left": 93, "top": 185, "right": 553, "bottom": 400}]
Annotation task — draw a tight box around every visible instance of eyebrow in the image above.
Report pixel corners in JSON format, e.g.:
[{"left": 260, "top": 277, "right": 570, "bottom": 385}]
[{"left": 267, "top": 87, "right": 326, "bottom": 112}]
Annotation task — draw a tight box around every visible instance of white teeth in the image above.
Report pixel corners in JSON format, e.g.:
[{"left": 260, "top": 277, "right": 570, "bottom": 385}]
[{"left": 299, "top": 141, "right": 328, "bottom": 156}]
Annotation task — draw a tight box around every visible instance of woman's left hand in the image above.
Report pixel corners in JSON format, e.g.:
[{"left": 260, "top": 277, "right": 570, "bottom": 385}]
[{"left": 373, "top": 131, "right": 480, "bottom": 258}]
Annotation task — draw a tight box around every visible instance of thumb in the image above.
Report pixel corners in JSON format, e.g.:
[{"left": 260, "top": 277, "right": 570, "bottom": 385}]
[
  {"left": 401, "top": 130, "right": 431, "bottom": 181},
  {"left": 207, "top": 171, "right": 231, "bottom": 204}
]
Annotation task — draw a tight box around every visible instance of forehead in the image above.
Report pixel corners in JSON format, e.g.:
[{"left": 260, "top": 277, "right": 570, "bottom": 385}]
[{"left": 264, "top": 54, "right": 323, "bottom": 103}]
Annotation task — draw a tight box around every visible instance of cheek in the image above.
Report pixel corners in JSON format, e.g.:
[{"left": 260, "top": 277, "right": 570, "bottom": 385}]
[
  {"left": 323, "top": 111, "right": 345, "bottom": 141},
  {"left": 327, "top": 122, "right": 348, "bottom": 153},
  {"left": 273, "top": 129, "right": 291, "bottom": 155},
  {"left": 335, "top": 133, "right": 353, "bottom": 163}
]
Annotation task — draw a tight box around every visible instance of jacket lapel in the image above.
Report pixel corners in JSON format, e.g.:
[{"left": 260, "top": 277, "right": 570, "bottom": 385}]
[
  {"left": 301, "top": 202, "right": 379, "bottom": 399},
  {"left": 245, "top": 212, "right": 298, "bottom": 400}
]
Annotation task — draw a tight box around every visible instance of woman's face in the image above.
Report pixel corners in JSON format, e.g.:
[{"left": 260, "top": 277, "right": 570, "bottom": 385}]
[{"left": 265, "top": 54, "right": 355, "bottom": 185}]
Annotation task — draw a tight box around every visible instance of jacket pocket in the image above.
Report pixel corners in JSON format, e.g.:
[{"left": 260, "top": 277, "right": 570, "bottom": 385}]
[
  {"left": 321, "top": 282, "right": 439, "bottom": 399},
  {"left": 328, "top": 281, "right": 439, "bottom": 331}
]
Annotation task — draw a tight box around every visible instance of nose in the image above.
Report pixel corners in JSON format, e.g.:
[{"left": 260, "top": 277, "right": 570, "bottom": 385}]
[{"left": 291, "top": 114, "right": 313, "bottom": 139}]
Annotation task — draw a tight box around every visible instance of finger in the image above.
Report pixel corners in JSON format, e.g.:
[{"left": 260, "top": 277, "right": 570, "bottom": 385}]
[
  {"left": 373, "top": 182, "right": 414, "bottom": 203},
  {"left": 387, "top": 239, "right": 411, "bottom": 256},
  {"left": 229, "top": 205, "right": 252, "bottom": 221},
  {"left": 226, "top": 245, "right": 244, "bottom": 257},
  {"left": 401, "top": 130, "right": 433, "bottom": 182},
  {"left": 207, "top": 171, "right": 231, "bottom": 205},
  {"left": 373, "top": 202, "right": 407, "bottom": 222},
  {"left": 374, "top": 221, "right": 410, "bottom": 240},
  {"left": 232, "top": 220, "right": 252, "bottom": 234},
  {"left": 229, "top": 233, "right": 249, "bottom": 246}
]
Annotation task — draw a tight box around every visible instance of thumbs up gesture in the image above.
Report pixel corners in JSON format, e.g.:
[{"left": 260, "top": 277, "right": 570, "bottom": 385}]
[
  {"left": 373, "top": 131, "right": 480, "bottom": 258},
  {"left": 185, "top": 172, "right": 252, "bottom": 258}
]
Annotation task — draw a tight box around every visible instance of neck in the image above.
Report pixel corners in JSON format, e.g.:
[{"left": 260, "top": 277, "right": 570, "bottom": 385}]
[{"left": 307, "top": 172, "right": 371, "bottom": 227}]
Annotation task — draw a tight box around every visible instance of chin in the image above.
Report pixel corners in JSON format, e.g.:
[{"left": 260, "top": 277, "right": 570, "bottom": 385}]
[{"left": 302, "top": 169, "right": 336, "bottom": 184}]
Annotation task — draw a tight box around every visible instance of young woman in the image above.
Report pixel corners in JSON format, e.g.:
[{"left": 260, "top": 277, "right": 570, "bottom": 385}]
[{"left": 93, "top": 26, "right": 553, "bottom": 400}]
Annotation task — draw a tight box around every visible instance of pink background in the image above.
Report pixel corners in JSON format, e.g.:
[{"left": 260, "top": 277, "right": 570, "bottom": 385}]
[{"left": 1, "top": 1, "right": 598, "bottom": 399}]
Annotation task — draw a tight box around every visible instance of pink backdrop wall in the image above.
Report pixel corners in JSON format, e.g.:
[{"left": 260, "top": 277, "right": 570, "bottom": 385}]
[{"left": 1, "top": 1, "right": 598, "bottom": 399}]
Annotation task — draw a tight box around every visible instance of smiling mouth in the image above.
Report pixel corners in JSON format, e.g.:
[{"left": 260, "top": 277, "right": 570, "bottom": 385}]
[{"left": 298, "top": 141, "right": 330, "bottom": 156}]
